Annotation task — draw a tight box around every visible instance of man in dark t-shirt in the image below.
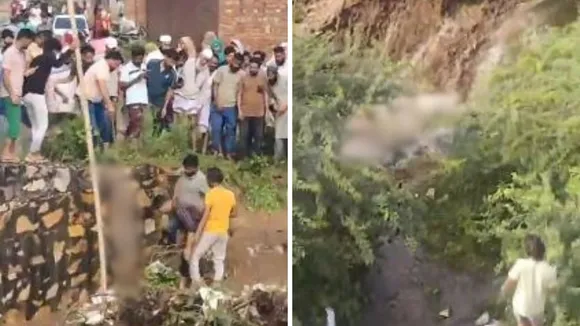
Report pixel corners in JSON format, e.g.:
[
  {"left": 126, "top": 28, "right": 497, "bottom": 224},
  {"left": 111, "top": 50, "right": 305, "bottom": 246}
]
[
  {"left": 146, "top": 48, "right": 178, "bottom": 136},
  {"left": 22, "top": 37, "right": 75, "bottom": 162}
]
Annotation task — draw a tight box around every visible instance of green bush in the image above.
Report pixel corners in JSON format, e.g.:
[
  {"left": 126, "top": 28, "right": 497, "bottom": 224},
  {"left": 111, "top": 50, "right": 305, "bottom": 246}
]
[
  {"left": 292, "top": 35, "right": 411, "bottom": 324},
  {"left": 42, "top": 111, "right": 286, "bottom": 212},
  {"left": 293, "top": 22, "right": 580, "bottom": 326},
  {"left": 42, "top": 117, "right": 87, "bottom": 162},
  {"left": 419, "top": 22, "right": 580, "bottom": 325}
]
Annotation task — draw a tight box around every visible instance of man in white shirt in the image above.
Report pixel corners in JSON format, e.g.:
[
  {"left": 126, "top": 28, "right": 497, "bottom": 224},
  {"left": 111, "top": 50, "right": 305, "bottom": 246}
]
[
  {"left": 118, "top": 12, "right": 136, "bottom": 34},
  {"left": 267, "top": 44, "right": 287, "bottom": 79},
  {"left": 120, "top": 45, "right": 147, "bottom": 139},
  {"left": 145, "top": 34, "right": 171, "bottom": 64},
  {"left": 83, "top": 51, "right": 124, "bottom": 148},
  {"left": 502, "top": 234, "right": 557, "bottom": 326}
]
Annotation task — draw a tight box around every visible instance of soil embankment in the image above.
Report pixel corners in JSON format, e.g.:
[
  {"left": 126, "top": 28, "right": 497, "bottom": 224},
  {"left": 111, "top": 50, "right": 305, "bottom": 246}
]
[{"left": 298, "top": 0, "right": 577, "bottom": 96}]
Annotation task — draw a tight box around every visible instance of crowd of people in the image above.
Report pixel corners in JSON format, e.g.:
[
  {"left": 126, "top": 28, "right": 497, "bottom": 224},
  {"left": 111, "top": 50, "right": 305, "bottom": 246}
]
[{"left": 0, "top": 20, "right": 288, "bottom": 162}]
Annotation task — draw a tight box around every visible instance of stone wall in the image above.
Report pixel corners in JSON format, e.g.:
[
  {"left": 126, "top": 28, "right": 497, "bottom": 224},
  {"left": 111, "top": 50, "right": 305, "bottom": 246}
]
[{"left": 0, "top": 163, "right": 176, "bottom": 320}]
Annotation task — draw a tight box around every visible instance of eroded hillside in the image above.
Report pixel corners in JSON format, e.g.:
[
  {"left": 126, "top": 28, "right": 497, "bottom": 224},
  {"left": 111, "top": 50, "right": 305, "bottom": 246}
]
[{"left": 296, "top": 0, "right": 578, "bottom": 95}]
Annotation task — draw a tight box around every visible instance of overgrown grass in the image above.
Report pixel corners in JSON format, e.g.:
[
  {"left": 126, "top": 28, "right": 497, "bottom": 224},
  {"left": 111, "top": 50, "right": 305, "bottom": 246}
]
[{"left": 42, "top": 112, "right": 286, "bottom": 212}]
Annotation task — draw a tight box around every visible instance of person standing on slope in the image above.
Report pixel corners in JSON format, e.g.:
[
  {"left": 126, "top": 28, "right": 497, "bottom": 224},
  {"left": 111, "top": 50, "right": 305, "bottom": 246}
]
[{"left": 501, "top": 234, "right": 558, "bottom": 326}]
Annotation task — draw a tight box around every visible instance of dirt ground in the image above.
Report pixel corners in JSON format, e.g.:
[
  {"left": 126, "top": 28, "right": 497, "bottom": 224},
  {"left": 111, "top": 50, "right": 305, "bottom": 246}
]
[
  {"left": 224, "top": 207, "right": 288, "bottom": 291},
  {"left": 1, "top": 206, "right": 288, "bottom": 326}
]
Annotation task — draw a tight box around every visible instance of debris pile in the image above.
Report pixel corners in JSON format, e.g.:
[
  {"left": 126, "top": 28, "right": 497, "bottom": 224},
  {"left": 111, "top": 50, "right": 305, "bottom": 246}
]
[{"left": 64, "top": 262, "right": 287, "bottom": 326}]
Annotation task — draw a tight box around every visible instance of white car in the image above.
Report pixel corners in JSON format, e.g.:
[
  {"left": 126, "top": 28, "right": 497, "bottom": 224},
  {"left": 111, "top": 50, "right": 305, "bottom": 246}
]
[{"left": 52, "top": 15, "right": 90, "bottom": 41}]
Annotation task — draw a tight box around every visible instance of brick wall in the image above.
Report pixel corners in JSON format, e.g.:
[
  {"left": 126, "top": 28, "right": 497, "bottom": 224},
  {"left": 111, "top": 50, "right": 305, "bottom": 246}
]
[
  {"left": 218, "top": 0, "right": 287, "bottom": 51},
  {"left": 124, "top": 0, "right": 287, "bottom": 52},
  {"left": 124, "top": 0, "right": 147, "bottom": 28}
]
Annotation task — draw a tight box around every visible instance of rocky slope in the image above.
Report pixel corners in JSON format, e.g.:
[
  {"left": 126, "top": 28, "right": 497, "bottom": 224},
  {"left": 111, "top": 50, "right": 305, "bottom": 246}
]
[{"left": 297, "top": 0, "right": 578, "bottom": 96}]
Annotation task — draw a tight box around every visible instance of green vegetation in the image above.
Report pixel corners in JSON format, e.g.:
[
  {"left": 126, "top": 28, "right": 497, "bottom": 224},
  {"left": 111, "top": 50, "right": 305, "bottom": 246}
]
[
  {"left": 42, "top": 113, "right": 286, "bottom": 212},
  {"left": 293, "top": 23, "right": 580, "bottom": 326}
]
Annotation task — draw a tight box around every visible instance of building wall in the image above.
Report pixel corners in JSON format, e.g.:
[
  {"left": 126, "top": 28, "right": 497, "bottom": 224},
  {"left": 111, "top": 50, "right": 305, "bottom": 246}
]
[
  {"left": 123, "top": 0, "right": 287, "bottom": 51},
  {"left": 124, "top": 0, "right": 147, "bottom": 28},
  {"left": 145, "top": 0, "right": 219, "bottom": 48},
  {"left": 218, "top": 0, "right": 288, "bottom": 51}
]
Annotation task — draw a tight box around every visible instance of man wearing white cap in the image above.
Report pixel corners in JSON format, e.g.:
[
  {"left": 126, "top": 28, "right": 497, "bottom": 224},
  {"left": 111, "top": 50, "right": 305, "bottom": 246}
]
[
  {"left": 104, "top": 37, "right": 118, "bottom": 51},
  {"left": 174, "top": 43, "right": 213, "bottom": 150},
  {"left": 266, "top": 42, "right": 287, "bottom": 79},
  {"left": 145, "top": 34, "right": 172, "bottom": 64}
]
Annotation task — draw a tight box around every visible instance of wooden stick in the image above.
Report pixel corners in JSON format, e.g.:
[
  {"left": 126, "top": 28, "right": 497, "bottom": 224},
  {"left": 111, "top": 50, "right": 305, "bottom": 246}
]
[{"left": 66, "top": 0, "right": 108, "bottom": 291}]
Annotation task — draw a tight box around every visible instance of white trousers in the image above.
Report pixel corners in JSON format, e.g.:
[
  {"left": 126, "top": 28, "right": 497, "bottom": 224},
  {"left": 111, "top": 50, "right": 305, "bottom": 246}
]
[
  {"left": 189, "top": 232, "right": 228, "bottom": 282},
  {"left": 23, "top": 93, "right": 49, "bottom": 153}
]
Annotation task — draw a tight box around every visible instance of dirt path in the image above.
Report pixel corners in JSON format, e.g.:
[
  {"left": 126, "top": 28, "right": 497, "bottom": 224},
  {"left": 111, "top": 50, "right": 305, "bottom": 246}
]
[
  {"left": 1, "top": 206, "right": 288, "bottom": 326},
  {"left": 225, "top": 207, "right": 288, "bottom": 291}
]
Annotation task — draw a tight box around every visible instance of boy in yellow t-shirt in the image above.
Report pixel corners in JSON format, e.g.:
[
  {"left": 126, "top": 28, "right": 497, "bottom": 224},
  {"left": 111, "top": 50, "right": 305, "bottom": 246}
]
[{"left": 188, "top": 167, "right": 236, "bottom": 284}]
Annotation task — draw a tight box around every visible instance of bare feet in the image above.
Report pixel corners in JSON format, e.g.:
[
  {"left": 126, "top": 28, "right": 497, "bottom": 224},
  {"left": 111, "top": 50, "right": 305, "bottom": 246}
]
[
  {"left": 0, "top": 155, "right": 19, "bottom": 163},
  {"left": 25, "top": 153, "right": 48, "bottom": 163}
]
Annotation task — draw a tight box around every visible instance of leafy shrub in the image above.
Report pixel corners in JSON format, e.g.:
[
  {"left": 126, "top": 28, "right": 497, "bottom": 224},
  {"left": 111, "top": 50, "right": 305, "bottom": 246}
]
[
  {"left": 42, "top": 117, "right": 88, "bottom": 162},
  {"left": 293, "top": 21, "right": 580, "bottom": 326},
  {"left": 420, "top": 22, "right": 580, "bottom": 325},
  {"left": 292, "top": 35, "right": 411, "bottom": 324},
  {"left": 42, "top": 111, "right": 286, "bottom": 212}
]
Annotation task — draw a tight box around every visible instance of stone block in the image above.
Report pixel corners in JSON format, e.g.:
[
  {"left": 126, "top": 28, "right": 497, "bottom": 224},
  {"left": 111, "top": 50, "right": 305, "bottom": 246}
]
[
  {"left": 16, "top": 215, "right": 37, "bottom": 234},
  {"left": 41, "top": 208, "right": 65, "bottom": 229}
]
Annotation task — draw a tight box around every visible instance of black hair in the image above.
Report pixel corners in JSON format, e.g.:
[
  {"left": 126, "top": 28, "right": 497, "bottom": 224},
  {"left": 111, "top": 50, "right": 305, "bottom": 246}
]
[
  {"left": 524, "top": 234, "right": 546, "bottom": 261},
  {"left": 1, "top": 29, "right": 14, "bottom": 40},
  {"left": 273, "top": 46, "right": 285, "bottom": 54},
  {"left": 131, "top": 44, "right": 146, "bottom": 57},
  {"left": 233, "top": 52, "right": 244, "bottom": 62},
  {"left": 43, "top": 37, "right": 62, "bottom": 53},
  {"left": 206, "top": 167, "right": 224, "bottom": 184},
  {"left": 177, "top": 49, "right": 188, "bottom": 62},
  {"left": 224, "top": 45, "right": 236, "bottom": 56},
  {"left": 105, "top": 50, "right": 124, "bottom": 62},
  {"left": 182, "top": 154, "right": 199, "bottom": 168},
  {"left": 163, "top": 48, "right": 179, "bottom": 61},
  {"left": 37, "top": 30, "right": 52, "bottom": 39},
  {"left": 243, "top": 50, "right": 251, "bottom": 57},
  {"left": 16, "top": 28, "right": 35, "bottom": 40},
  {"left": 80, "top": 44, "right": 95, "bottom": 55},
  {"left": 249, "top": 57, "right": 261, "bottom": 65},
  {"left": 253, "top": 50, "right": 266, "bottom": 61}
]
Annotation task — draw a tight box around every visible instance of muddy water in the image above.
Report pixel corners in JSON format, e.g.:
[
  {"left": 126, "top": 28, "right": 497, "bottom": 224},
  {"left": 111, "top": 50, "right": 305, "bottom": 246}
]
[{"left": 361, "top": 239, "right": 495, "bottom": 326}]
